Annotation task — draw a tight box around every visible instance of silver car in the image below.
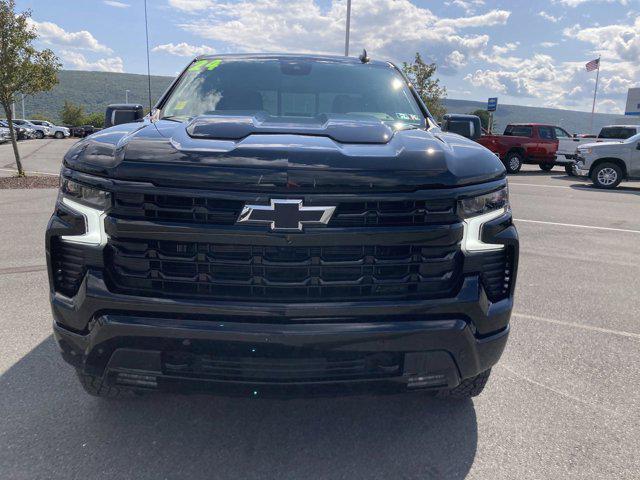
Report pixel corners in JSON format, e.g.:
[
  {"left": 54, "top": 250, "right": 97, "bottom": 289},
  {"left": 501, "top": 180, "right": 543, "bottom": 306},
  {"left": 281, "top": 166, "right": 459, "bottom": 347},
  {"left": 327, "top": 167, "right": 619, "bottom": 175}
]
[
  {"left": 574, "top": 132, "right": 640, "bottom": 188},
  {"left": 29, "top": 120, "right": 71, "bottom": 139}
]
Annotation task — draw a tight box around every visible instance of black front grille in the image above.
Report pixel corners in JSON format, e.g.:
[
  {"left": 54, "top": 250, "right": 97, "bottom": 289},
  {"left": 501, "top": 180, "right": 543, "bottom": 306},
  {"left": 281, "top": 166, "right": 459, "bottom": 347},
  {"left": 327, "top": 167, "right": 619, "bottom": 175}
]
[
  {"left": 51, "top": 238, "right": 86, "bottom": 296},
  {"left": 480, "top": 247, "right": 514, "bottom": 302},
  {"left": 111, "top": 193, "right": 458, "bottom": 227},
  {"left": 163, "top": 351, "right": 401, "bottom": 382},
  {"left": 106, "top": 239, "right": 463, "bottom": 302}
]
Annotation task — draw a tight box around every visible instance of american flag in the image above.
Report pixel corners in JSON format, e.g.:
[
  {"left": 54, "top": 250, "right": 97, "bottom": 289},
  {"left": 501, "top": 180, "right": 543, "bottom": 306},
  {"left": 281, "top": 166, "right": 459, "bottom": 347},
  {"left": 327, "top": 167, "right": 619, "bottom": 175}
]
[{"left": 585, "top": 58, "right": 600, "bottom": 72}]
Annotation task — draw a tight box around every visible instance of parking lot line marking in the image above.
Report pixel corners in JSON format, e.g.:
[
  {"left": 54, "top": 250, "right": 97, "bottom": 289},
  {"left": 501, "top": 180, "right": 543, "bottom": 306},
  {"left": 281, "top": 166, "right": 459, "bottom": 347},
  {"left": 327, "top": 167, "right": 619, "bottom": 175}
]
[
  {"left": 0, "top": 167, "right": 58, "bottom": 177},
  {"left": 0, "top": 265, "right": 47, "bottom": 276},
  {"left": 513, "top": 313, "right": 640, "bottom": 341},
  {"left": 500, "top": 365, "right": 622, "bottom": 417},
  {"left": 509, "top": 182, "right": 576, "bottom": 189},
  {"left": 515, "top": 218, "right": 640, "bottom": 235}
]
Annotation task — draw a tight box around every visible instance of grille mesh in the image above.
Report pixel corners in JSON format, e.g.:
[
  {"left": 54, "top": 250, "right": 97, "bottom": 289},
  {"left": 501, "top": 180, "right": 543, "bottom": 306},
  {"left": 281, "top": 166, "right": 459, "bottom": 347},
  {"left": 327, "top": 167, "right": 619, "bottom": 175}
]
[
  {"left": 106, "top": 239, "right": 463, "bottom": 302},
  {"left": 112, "top": 193, "right": 458, "bottom": 227}
]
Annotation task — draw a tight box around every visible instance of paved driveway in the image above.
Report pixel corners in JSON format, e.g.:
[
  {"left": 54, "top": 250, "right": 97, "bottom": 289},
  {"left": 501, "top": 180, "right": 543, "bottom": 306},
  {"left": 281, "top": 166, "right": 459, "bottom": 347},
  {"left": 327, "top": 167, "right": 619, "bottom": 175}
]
[{"left": 1, "top": 162, "right": 639, "bottom": 479}]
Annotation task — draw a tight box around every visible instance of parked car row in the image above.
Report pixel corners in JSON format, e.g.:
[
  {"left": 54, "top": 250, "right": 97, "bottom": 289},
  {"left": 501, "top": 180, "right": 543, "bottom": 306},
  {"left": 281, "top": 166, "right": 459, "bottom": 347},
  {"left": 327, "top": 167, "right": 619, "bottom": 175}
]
[
  {"left": 0, "top": 125, "right": 10, "bottom": 144},
  {"left": 0, "top": 119, "right": 103, "bottom": 140},
  {"left": 441, "top": 115, "right": 640, "bottom": 188}
]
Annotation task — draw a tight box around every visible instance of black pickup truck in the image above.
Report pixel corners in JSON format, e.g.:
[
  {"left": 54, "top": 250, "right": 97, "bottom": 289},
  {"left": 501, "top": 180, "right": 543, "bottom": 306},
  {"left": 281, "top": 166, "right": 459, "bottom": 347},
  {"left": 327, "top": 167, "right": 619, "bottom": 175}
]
[{"left": 46, "top": 54, "right": 518, "bottom": 400}]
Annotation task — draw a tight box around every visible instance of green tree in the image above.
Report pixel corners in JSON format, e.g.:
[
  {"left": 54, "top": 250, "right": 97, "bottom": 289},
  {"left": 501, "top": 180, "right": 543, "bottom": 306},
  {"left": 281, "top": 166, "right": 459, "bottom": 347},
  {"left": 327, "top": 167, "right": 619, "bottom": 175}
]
[
  {"left": 470, "top": 109, "right": 496, "bottom": 132},
  {"left": 82, "top": 112, "right": 105, "bottom": 128},
  {"left": 0, "top": 0, "right": 60, "bottom": 176},
  {"left": 402, "top": 53, "right": 447, "bottom": 121},
  {"left": 60, "top": 101, "right": 84, "bottom": 127}
]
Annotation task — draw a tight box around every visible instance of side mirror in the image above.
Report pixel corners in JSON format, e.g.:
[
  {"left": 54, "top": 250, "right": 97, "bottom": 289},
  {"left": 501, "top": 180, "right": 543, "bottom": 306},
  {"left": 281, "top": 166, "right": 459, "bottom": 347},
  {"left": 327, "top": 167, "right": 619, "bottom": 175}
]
[
  {"left": 443, "top": 120, "right": 480, "bottom": 140},
  {"left": 104, "top": 104, "right": 144, "bottom": 128}
]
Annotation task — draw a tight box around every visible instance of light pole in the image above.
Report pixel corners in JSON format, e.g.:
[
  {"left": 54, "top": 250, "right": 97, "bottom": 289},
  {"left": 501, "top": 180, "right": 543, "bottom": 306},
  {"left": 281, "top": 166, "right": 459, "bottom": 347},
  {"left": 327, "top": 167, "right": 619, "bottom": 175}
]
[
  {"left": 344, "top": 0, "right": 351, "bottom": 56},
  {"left": 126, "top": 90, "right": 130, "bottom": 103},
  {"left": 21, "top": 94, "right": 25, "bottom": 119}
]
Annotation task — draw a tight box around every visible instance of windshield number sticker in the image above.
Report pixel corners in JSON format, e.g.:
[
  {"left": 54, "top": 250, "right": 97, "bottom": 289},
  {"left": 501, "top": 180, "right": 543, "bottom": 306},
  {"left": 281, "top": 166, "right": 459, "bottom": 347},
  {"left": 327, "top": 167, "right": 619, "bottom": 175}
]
[{"left": 188, "top": 59, "right": 222, "bottom": 72}]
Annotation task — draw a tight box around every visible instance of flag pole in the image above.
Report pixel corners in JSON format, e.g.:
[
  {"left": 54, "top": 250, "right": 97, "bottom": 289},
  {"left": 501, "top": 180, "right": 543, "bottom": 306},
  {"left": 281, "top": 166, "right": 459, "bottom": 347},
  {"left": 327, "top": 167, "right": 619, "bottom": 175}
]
[
  {"left": 590, "top": 55, "right": 601, "bottom": 134},
  {"left": 344, "top": 0, "right": 351, "bottom": 56}
]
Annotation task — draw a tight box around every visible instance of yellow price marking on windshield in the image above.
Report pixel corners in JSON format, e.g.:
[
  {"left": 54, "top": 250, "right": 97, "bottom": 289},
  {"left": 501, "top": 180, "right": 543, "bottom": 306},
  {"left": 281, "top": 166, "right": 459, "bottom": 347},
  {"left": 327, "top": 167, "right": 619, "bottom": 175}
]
[
  {"left": 188, "top": 60, "right": 208, "bottom": 72},
  {"left": 188, "top": 59, "right": 221, "bottom": 72},
  {"left": 206, "top": 59, "right": 221, "bottom": 70},
  {"left": 174, "top": 101, "right": 187, "bottom": 110}
]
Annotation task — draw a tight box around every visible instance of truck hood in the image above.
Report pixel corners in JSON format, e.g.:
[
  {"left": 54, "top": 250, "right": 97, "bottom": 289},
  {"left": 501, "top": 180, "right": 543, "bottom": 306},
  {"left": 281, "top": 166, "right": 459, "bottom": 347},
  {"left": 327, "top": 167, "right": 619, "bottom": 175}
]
[
  {"left": 63, "top": 115, "right": 506, "bottom": 192},
  {"left": 579, "top": 140, "right": 626, "bottom": 151}
]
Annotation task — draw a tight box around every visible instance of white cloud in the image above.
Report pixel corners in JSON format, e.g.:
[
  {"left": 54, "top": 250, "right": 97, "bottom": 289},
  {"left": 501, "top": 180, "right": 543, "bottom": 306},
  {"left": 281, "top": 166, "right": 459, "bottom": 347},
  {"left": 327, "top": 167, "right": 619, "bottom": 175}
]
[
  {"left": 28, "top": 20, "right": 113, "bottom": 53},
  {"left": 538, "top": 11, "right": 561, "bottom": 23},
  {"left": 553, "top": 0, "right": 628, "bottom": 6},
  {"left": 60, "top": 50, "right": 124, "bottom": 73},
  {"left": 168, "top": 0, "right": 215, "bottom": 11},
  {"left": 171, "top": 0, "right": 511, "bottom": 75},
  {"left": 445, "top": 0, "right": 485, "bottom": 14},
  {"left": 153, "top": 42, "right": 216, "bottom": 57},
  {"left": 596, "top": 98, "right": 622, "bottom": 114},
  {"left": 540, "top": 41, "right": 558, "bottom": 47},
  {"left": 565, "top": 17, "right": 640, "bottom": 63},
  {"left": 435, "top": 9, "right": 511, "bottom": 29},
  {"left": 104, "top": 0, "right": 130, "bottom": 7},
  {"left": 446, "top": 50, "right": 467, "bottom": 69}
]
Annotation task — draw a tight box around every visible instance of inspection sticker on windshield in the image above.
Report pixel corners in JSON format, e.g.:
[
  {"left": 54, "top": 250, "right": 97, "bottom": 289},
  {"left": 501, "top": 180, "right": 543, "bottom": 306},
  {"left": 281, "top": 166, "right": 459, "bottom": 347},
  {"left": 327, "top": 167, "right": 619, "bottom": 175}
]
[{"left": 396, "top": 113, "right": 420, "bottom": 121}]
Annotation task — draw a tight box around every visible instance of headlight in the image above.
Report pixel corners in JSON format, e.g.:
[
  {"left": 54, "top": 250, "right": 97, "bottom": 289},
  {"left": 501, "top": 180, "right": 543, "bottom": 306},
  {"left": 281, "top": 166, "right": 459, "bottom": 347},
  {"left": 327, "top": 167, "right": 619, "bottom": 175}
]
[
  {"left": 459, "top": 187, "right": 509, "bottom": 219},
  {"left": 578, "top": 147, "right": 592, "bottom": 155},
  {"left": 60, "top": 178, "right": 110, "bottom": 209},
  {"left": 460, "top": 187, "right": 509, "bottom": 253},
  {"left": 59, "top": 178, "right": 109, "bottom": 246}
]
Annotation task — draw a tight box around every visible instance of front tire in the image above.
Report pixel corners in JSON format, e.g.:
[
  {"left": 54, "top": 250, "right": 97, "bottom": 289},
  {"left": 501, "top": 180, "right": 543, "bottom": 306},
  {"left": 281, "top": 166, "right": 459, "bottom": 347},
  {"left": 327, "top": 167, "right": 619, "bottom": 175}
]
[
  {"left": 54, "top": 131, "right": 64, "bottom": 139},
  {"left": 437, "top": 369, "right": 492, "bottom": 400},
  {"left": 591, "top": 162, "right": 622, "bottom": 189},
  {"left": 504, "top": 152, "right": 523, "bottom": 174},
  {"left": 539, "top": 163, "right": 554, "bottom": 172},
  {"left": 565, "top": 165, "right": 575, "bottom": 176},
  {"left": 35, "top": 131, "right": 44, "bottom": 139}
]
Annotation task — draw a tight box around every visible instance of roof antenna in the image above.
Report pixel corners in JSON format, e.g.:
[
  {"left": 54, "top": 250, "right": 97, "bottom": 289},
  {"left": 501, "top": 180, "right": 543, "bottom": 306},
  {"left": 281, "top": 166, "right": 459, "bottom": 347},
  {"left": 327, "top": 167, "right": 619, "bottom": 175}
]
[{"left": 359, "top": 49, "right": 370, "bottom": 63}]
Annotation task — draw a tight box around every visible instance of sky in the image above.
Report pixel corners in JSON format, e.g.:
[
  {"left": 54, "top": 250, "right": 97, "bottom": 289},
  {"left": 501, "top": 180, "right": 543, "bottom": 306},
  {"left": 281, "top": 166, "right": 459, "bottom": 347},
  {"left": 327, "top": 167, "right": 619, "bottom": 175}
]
[{"left": 14, "top": 0, "right": 640, "bottom": 114}]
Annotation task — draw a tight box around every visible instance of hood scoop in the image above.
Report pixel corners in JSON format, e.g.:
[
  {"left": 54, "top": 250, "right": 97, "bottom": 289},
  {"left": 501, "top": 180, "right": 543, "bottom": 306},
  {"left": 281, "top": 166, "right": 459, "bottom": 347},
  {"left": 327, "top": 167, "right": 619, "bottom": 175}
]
[{"left": 186, "top": 112, "right": 395, "bottom": 144}]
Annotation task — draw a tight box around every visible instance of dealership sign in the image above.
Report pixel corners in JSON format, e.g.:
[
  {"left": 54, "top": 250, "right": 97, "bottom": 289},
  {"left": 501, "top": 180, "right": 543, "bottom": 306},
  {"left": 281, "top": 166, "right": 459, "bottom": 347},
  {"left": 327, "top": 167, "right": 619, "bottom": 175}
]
[{"left": 625, "top": 88, "right": 640, "bottom": 116}]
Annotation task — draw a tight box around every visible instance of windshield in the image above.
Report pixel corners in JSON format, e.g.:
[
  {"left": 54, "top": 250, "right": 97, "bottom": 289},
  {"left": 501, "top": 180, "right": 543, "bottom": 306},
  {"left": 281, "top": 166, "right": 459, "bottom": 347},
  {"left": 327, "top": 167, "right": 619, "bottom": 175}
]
[
  {"left": 161, "top": 58, "right": 426, "bottom": 128},
  {"left": 623, "top": 132, "right": 640, "bottom": 143}
]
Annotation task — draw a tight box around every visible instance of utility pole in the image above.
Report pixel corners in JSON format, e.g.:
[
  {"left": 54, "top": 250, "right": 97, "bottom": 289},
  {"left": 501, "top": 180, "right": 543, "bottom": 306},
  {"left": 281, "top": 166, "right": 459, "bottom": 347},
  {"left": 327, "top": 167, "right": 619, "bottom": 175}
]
[
  {"left": 590, "top": 55, "right": 601, "bottom": 134},
  {"left": 21, "top": 94, "right": 25, "bottom": 119},
  {"left": 126, "top": 89, "right": 130, "bottom": 103},
  {"left": 144, "top": 0, "right": 153, "bottom": 111},
  {"left": 344, "top": 0, "right": 351, "bottom": 56}
]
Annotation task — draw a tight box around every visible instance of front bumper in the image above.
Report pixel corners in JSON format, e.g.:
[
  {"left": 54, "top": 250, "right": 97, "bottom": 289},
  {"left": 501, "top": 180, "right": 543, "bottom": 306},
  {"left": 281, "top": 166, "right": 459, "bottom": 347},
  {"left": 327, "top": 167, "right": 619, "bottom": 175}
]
[
  {"left": 573, "top": 157, "right": 590, "bottom": 177},
  {"left": 47, "top": 178, "right": 518, "bottom": 397},
  {"left": 52, "top": 276, "right": 512, "bottom": 396}
]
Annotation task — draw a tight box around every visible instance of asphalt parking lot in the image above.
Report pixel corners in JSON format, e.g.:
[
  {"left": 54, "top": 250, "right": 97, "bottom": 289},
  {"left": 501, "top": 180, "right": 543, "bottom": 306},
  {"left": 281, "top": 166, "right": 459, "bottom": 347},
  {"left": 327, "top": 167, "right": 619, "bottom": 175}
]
[{"left": 1, "top": 140, "right": 639, "bottom": 479}]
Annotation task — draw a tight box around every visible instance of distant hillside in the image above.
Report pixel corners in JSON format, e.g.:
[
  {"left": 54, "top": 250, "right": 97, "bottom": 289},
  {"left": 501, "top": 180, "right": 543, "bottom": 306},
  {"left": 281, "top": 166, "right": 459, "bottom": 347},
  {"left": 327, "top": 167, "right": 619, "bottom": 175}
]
[
  {"left": 443, "top": 99, "right": 623, "bottom": 135},
  {"left": 16, "top": 70, "right": 628, "bottom": 134},
  {"left": 20, "top": 70, "right": 174, "bottom": 122}
]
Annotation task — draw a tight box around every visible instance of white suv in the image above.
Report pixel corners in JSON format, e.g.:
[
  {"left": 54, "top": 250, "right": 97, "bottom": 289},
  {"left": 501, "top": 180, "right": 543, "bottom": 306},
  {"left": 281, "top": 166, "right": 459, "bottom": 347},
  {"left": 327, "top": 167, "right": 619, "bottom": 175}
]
[
  {"left": 574, "top": 132, "right": 640, "bottom": 188},
  {"left": 29, "top": 120, "right": 71, "bottom": 139},
  {"left": 12, "top": 119, "right": 50, "bottom": 139}
]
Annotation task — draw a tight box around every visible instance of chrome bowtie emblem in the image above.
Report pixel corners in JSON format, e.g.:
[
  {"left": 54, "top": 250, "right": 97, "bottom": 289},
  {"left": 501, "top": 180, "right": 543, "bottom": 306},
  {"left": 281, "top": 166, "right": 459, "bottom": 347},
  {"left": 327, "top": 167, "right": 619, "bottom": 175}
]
[{"left": 238, "top": 199, "right": 335, "bottom": 231}]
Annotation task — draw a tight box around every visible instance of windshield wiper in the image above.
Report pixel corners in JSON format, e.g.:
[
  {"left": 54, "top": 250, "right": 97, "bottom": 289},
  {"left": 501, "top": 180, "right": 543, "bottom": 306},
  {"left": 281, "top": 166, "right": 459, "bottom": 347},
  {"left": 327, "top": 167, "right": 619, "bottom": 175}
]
[{"left": 160, "top": 115, "right": 190, "bottom": 123}]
